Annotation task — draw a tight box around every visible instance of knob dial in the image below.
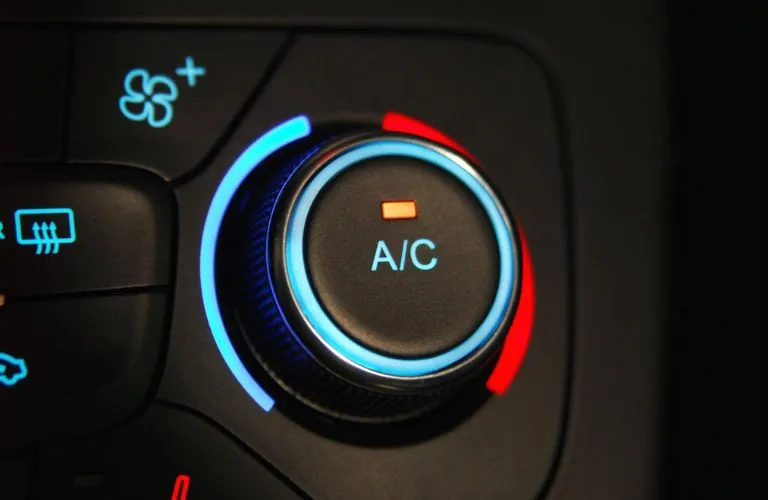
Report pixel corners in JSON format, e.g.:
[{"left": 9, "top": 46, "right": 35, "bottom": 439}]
[{"left": 216, "top": 124, "right": 521, "bottom": 423}]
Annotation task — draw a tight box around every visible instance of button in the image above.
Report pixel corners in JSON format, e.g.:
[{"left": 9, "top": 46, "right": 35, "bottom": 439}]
[
  {"left": 0, "top": 30, "right": 68, "bottom": 162},
  {"left": 69, "top": 30, "right": 287, "bottom": 179},
  {"left": 306, "top": 154, "right": 499, "bottom": 358},
  {"left": 0, "top": 293, "right": 166, "bottom": 450},
  {"left": 36, "top": 405, "right": 302, "bottom": 499},
  {"left": 0, "top": 164, "right": 173, "bottom": 296}
]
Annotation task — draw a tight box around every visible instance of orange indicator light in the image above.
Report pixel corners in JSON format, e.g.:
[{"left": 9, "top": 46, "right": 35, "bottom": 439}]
[{"left": 381, "top": 201, "right": 418, "bottom": 221}]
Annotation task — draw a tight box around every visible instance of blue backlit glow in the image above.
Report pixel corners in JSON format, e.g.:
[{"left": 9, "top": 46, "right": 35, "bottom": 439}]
[
  {"left": 409, "top": 238, "right": 438, "bottom": 271},
  {"left": 286, "top": 140, "right": 517, "bottom": 377},
  {"left": 175, "top": 56, "right": 207, "bottom": 88},
  {"left": 119, "top": 69, "right": 179, "bottom": 129},
  {"left": 200, "top": 115, "right": 312, "bottom": 411},
  {"left": 15, "top": 208, "right": 77, "bottom": 255},
  {"left": 0, "top": 353, "right": 28, "bottom": 387},
  {"left": 119, "top": 57, "right": 208, "bottom": 128},
  {"left": 370, "top": 239, "right": 438, "bottom": 272}
]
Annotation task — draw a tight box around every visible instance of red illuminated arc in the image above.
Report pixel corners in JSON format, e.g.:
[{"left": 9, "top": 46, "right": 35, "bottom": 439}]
[
  {"left": 381, "top": 111, "right": 536, "bottom": 395},
  {"left": 171, "top": 474, "right": 191, "bottom": 500}
]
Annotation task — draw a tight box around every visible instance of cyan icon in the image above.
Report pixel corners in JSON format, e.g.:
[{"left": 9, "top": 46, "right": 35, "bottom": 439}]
[
  {"left": 0, "top": 221, "right": 5, "bottom": 240},
  {"left": 175, "top": 56, "right": 206, "bottom": 88},
  {"left": 0, "top": 353, "right": 28, "bottom": 387},
  {"left": 119, "top": 68, "right": 179, "bottom": 128},
  {"left": 15, "top": 208, "right": 77, "bottom": 255},
  {"left": 371, "top": 239, "right": 438, "bottom": 272}
]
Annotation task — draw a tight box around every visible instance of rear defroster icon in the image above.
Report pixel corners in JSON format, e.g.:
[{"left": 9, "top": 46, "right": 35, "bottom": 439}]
[{"left": 14, "top": 208, "right": 77, "bottom": 255}]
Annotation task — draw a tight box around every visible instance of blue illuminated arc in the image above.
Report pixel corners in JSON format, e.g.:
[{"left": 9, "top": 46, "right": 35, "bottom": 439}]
[
  {"left": 200, "top": 116, "right": 312, "bottom": 411},
  {"left": 286, "top": 140, "right": 517, "bottom": 377}
]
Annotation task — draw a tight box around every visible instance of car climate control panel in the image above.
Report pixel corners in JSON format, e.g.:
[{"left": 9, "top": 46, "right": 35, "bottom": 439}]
[{"left": 0, "top": 28, "right": 569, "bottom": 500}]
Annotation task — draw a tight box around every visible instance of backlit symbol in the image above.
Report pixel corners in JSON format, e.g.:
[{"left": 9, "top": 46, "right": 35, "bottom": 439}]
[
  {"left": 371, "top": 239, "right": 438, "bottom": 272},
  {"left": 0, "top": 353, "right": 28, "bottom": 387},
  {"left": 14, "top": 208, "right": 77, "bottom": 256},
  {"left": 119, "top": 69, "right": 179, "bottom": 129},
  {"left": 0, "top": 221, "right": 5, "bottom": 240},
  {"left": 176, "top": 56, "right": 206, "bottom": 88},
  {"left": 170, "top": 474, "right": 191, "bottom": 500},
  {"left": 118, "top": 56, "right": 206, "bottom": 129}
]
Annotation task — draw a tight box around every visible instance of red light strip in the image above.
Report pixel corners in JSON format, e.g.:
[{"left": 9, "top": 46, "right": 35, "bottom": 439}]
[
  {"left": 171, "top": 474, "right": 191, "bottom": 500},
  {"left": 381, "top": 111, "right": 535, "bottom": 395},
  {"left": 487, "top": 222, "right": 536, "bottom": 394},
  {"left": 381, "top": 112, "right": 476, "bottom": 161}
]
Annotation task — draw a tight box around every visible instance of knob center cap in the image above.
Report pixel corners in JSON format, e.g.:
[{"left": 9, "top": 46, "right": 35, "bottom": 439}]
[{"left": 305, "top": 154, "right": 498, "bottom": 358}]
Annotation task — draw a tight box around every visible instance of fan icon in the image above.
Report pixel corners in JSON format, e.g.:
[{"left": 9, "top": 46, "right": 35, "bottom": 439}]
[{"left": 118, "top": 69, "right": 179, "bottom": 129}]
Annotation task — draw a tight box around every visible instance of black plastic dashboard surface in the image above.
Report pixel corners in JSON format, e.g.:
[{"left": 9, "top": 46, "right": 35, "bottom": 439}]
[{"left": 1, "top": 2, "right": 670, "bottom": 500}]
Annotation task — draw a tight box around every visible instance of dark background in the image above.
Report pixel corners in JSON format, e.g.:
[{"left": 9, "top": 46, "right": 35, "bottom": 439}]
[{"left": 668, "top": 0, "right": 766, "bottom": 498}]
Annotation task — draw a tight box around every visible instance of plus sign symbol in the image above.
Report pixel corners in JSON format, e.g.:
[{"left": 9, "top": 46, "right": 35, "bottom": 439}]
[{"left": 175, "top": 56, "right": 206, "bottom": 88}]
